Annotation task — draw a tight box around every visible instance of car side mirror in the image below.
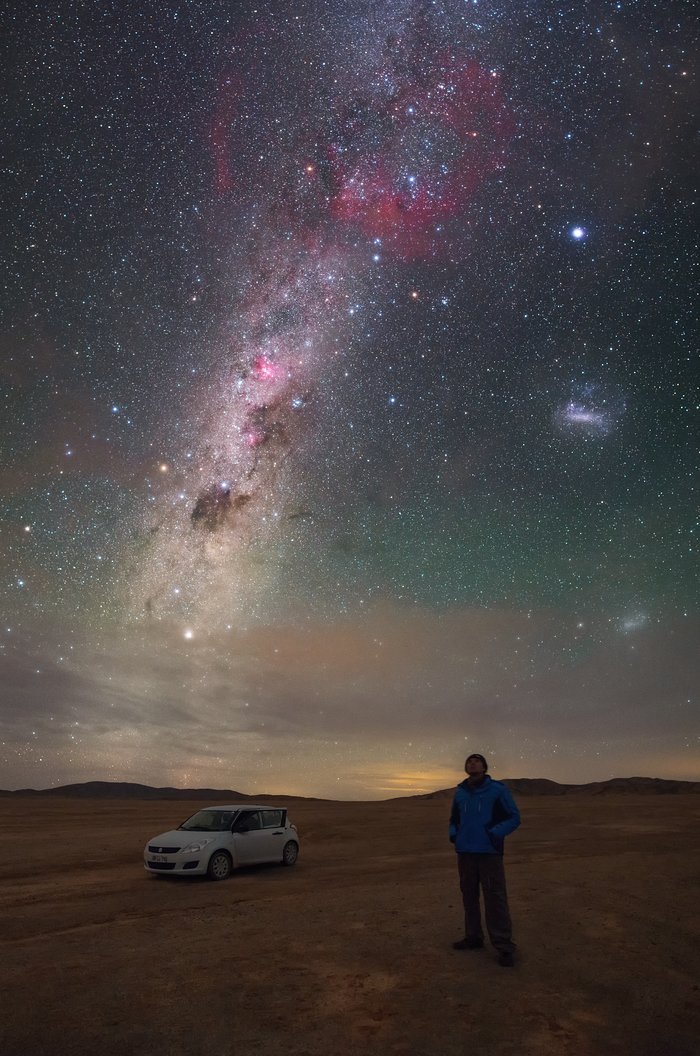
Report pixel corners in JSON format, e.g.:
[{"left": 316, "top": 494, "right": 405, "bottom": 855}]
[{"left": 235, "top": 821, "right": 250, "bottom": 833}]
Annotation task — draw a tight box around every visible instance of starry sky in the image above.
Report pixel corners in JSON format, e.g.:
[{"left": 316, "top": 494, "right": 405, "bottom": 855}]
[{"left": 2, "top": 0, "right": 697, "bottom": 798}]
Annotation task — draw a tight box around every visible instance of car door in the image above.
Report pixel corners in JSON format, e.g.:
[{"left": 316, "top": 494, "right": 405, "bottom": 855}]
[
  {"left": 260, "top": 809, "right": 287, "bottom": 860},
  {"left": 232, "top": 810, "right": 268, "bottom": 864}
]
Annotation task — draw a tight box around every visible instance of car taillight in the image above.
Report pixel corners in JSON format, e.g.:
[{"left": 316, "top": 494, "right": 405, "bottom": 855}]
[{"left": 291, "top": 824, "right": 298, "bottom": 832}]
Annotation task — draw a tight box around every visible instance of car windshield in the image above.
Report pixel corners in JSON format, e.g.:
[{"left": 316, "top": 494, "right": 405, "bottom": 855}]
[{"left": 178, "top": 810, "right": 235, "bottom": 832}]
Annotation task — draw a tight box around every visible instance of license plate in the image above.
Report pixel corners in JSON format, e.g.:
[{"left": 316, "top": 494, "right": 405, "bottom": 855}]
[{"left": 150, "top": 854, "right": 168, "bottom": 863}]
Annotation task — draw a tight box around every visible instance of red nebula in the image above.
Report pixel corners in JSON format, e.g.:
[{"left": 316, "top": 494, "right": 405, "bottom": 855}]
[
  {"left": 323, "top": 58, "right": 513, "bottom": 257},
  {"left": 244, "top": 428, "right": 266, "bottom": 448},
  {"left": 252, "top": 354, "right": 281, "bottom": 381},
  {"left": 208, "top": 19, "right": 278, "bottom": 196},
  {"left": 209, "top": 71, "right": 243, "bottom": 194}
]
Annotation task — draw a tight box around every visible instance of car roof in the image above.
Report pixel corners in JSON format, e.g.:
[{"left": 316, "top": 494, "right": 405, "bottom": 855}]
[{"left": 198, "top": 804, "right": 285, "bottom": 811}]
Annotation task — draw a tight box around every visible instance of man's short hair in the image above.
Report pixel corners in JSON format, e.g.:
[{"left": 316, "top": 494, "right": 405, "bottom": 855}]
[{"left": 465, "top": 753, "right": 488, "bottom": 771}]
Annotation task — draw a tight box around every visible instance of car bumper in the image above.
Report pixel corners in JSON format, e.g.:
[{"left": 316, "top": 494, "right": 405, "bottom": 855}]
[{"left": 144, "top": 856, "right": 205, "bottom": 875}]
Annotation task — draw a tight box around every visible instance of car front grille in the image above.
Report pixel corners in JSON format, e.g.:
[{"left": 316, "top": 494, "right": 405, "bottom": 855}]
[
  {"left": 148, "top": 845, "right": 180, "bottom": 854},
  {"left": 147, "top": 861, "right": 176, "bottom": 870}
]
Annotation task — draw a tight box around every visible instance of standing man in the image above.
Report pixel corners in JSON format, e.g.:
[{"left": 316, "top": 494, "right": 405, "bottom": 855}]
[{"left": 449, "top": 753, "right": 521, "bottom": 967}]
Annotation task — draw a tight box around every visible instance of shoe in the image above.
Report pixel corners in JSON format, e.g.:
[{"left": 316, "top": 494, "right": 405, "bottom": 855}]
[
  {"left": 452, "top": 937, "right": 484, "bottom": 950},
  {"left": 497, "top": 951, "right": 515, "bottom": 967}
]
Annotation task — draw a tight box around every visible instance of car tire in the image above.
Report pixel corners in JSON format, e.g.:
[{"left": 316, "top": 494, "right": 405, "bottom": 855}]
[
  {"left": 281, "top": 840, "right": 298, "bottom": 866},
  {"left": 207, "top": 850, "right": 233, "bottom": 881}
]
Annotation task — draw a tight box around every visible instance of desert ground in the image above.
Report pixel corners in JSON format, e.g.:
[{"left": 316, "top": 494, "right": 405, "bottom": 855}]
[{"left": 1, "top": 794, "right": 699, "bottom": 1056}]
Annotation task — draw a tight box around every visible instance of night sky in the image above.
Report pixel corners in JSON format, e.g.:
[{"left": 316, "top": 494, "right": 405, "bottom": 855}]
[{"left": 2, "top": 0, "right": 697, "bottom": 797}]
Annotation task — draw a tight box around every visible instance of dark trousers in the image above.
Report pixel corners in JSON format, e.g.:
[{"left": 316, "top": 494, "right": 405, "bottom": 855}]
[{"left": 457, "top": 852, "right": 515, "bottom": 953}]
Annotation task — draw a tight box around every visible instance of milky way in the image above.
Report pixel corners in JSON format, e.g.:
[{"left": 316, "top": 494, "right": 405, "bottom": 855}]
[
  {"left": 131, "top": 6, "right": 521, "bottom": 632},
  {"left": 131, "top": 233, "right": 359, "bottom": 628},
  {"left": 2, "top": 0, "right": 697, "bottom": 795}
]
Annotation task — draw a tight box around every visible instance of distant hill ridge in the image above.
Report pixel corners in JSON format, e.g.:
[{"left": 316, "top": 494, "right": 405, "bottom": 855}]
[
  {"left": 417, "top": 776, "right": 700, "bottom": 798},
  {"left": 0, "top": 781, "right": 321, "bottom": 801},
  {"left": 1, "top": 776, "right": 698, "bottom": 799}
]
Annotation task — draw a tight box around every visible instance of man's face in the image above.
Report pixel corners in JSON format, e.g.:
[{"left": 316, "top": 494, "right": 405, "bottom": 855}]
[{"left": 465, "top": 757, "right": 486, "bottom": 778}]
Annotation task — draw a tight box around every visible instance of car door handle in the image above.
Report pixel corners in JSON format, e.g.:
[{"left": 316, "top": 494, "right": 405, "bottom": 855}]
[{"left": 272, "top": 831, "right": 284, "bottom": 835}]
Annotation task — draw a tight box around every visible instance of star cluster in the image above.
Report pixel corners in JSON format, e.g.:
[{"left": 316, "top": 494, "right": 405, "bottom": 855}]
[{"left": 1, "top": 0, "right": 697, "bottom": 796}]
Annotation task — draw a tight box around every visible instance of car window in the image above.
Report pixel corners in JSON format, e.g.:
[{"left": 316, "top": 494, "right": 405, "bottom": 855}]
[
  {"left": 180, "top": 810, "right": 235, "bottom": 832},
  {"left": 262, "top": 810, "right": 283, "bottom": 828},
  {"left": 238, "top": 810, "right": 262, "bottom": 830}
]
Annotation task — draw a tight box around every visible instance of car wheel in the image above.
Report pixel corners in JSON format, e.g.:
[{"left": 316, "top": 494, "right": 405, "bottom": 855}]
[
  {"left": 281, "top": 840, "right": 298, "bottom": 866},
  {"left": 207, "top": 850, "right": 233, "bottom": 881}
]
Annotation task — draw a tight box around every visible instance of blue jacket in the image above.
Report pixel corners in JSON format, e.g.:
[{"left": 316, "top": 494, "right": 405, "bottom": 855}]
[{"left": 449, "top": 776, "right": 520, "bottom": 854}]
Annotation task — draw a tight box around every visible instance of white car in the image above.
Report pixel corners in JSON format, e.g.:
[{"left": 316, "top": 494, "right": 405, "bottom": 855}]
[{"left": 143, "top": 804, "right": 299, "bottom": 881}]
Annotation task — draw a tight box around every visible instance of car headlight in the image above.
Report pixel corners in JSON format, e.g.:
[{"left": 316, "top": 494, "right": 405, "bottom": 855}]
[{"left": 180, "top": 838, "right": 214, "bottom": 854}]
